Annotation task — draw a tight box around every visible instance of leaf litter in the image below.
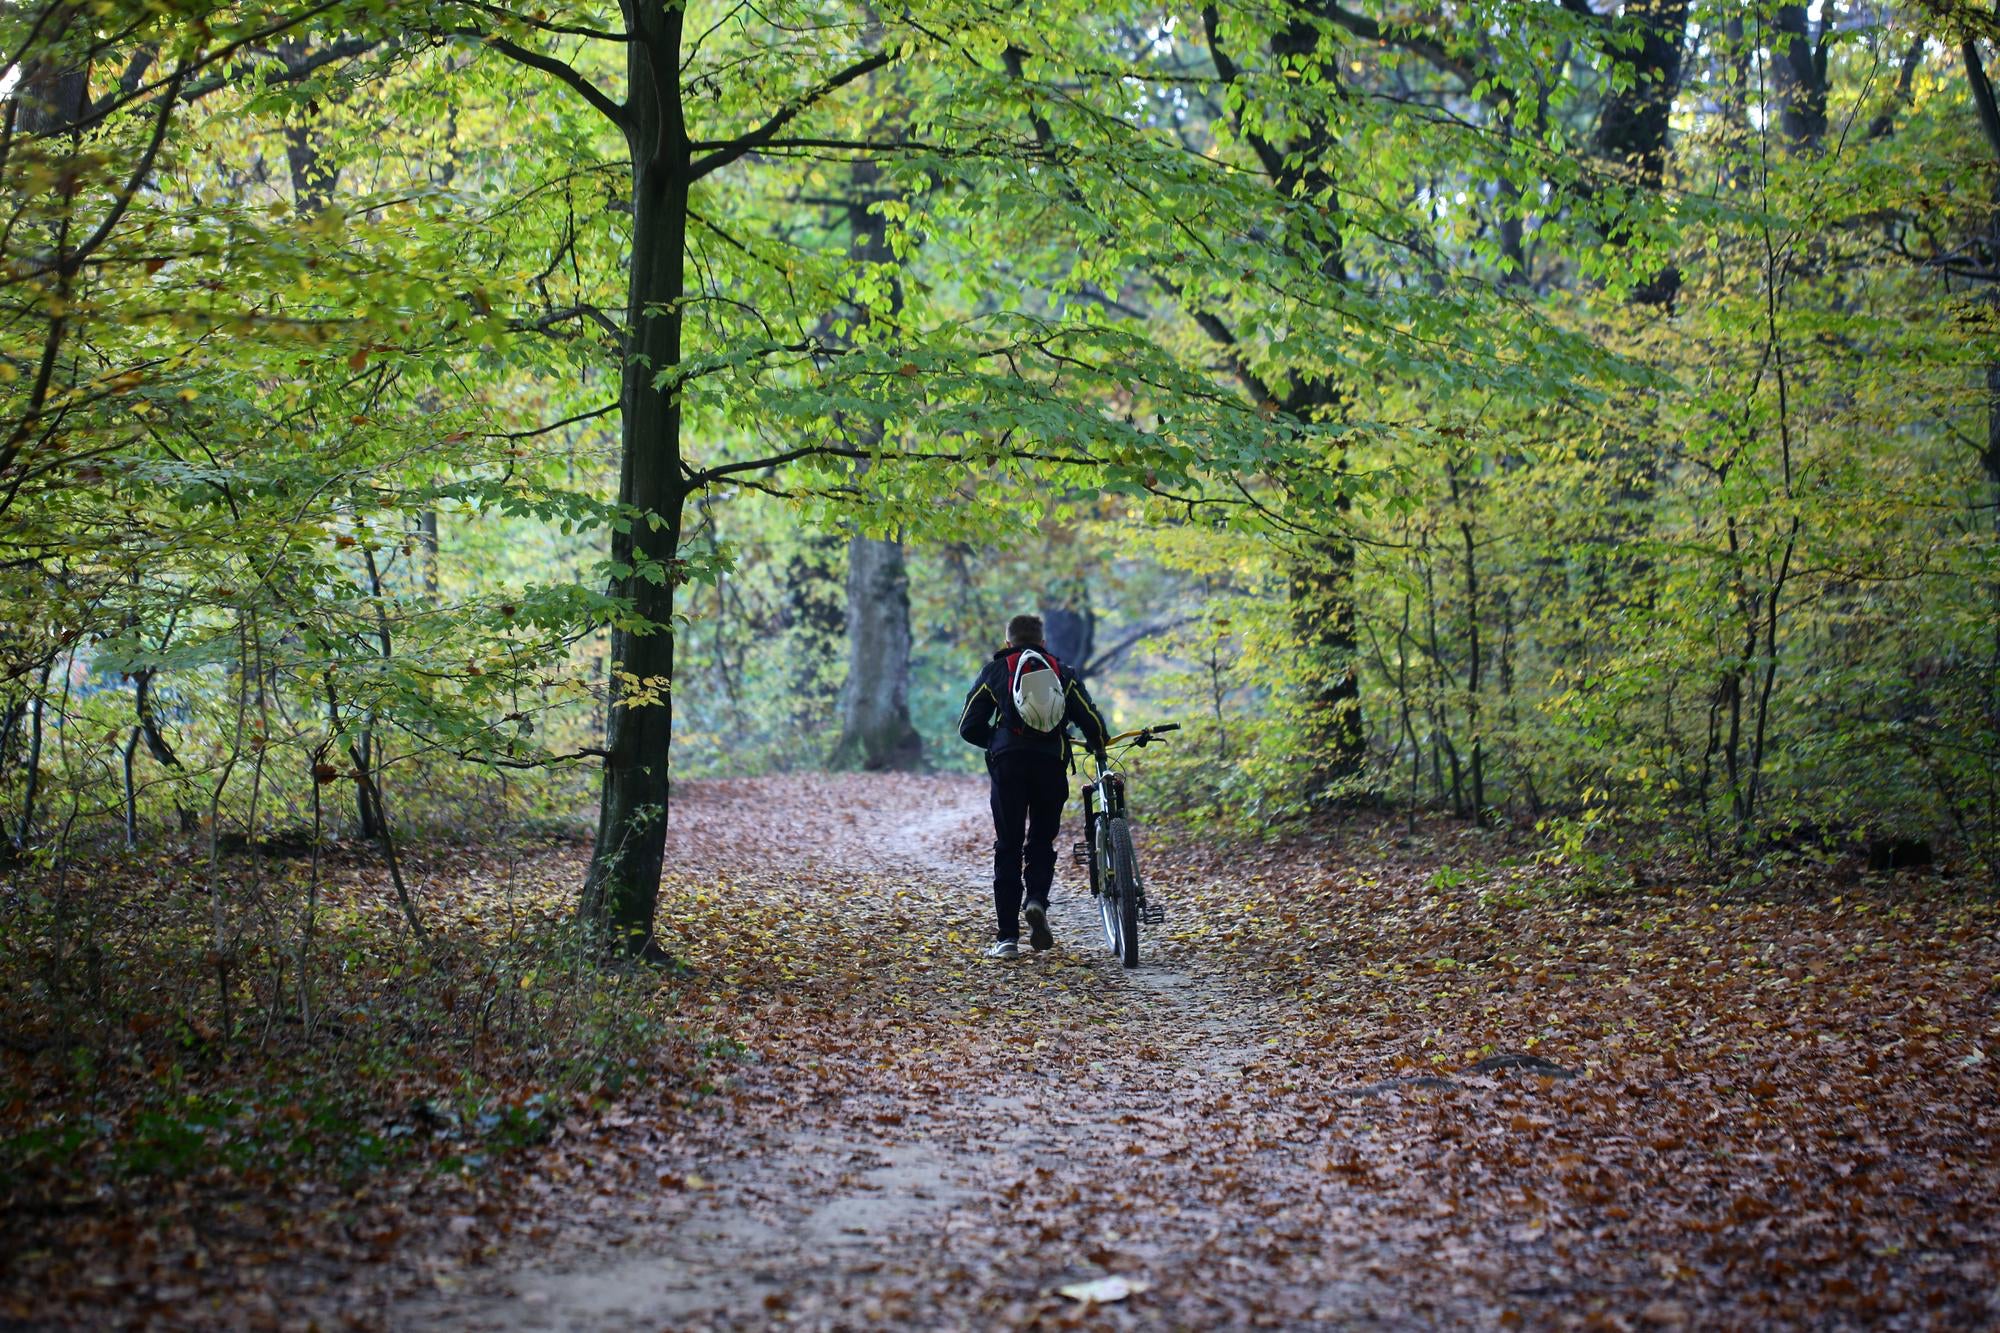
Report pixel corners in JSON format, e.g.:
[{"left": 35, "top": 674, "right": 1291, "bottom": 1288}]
[{"left": 5, "top": 772, "right": 1998, "bottom": 1329}]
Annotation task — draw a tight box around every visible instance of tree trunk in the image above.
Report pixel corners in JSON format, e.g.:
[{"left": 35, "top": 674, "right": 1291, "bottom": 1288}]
[
  {"left": 1961, "top": 43, "right": 2000, "bottom": 724},
  {"left": 1772, "top": 5, "right": 1829, "bottom": 151},
  {"left": 1291, "top": 537, "right": 1366, "bottom": 792},
  {"left": 1197, "top": 6, "right": 1367, "bottom": 800},
  {"left": 13, "top": 660, "right": 51, "bottom": 854},
  {"left": 1041, "top": 603, "right": 1094, "bottom": 670},
  {"left": 829, "top": 535, "right": 923, "bottom": 770},
  {"left": 578, "top": 8, "right": 690, "bottom": 958},
  {"left": 784, "top": 533, "right": 846, "bottom": 720},
  {"left": 418, "top": 509, "right": 439, "bottom": 602},
  {"left": 827, "top": 156, "right": 922, "bottom": 771},
  {"left": 1591, "top": 0, "right": 1690, "bottom": 306}
]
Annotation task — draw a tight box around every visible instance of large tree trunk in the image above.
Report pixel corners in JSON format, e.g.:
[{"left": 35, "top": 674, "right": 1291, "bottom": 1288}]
[
  {"left": 1290, "top": 535, "right": 1366, "bottom": 791},
  {"left": 1201, "top": 5, "right": 1368, "bottom": 797},
  {"left": 578, "top": 6, "right": 689, "bottom": 958},
  {"left": 784, "top": 533, "right": 846, "bottom": 716},
  {"left": 1041, "top": 603, "right": 1093, "bottom": 670},
  {"left": 1966, "top": 43, "right": 2000, "bottom": 776},
  {"left": 1591, "top": 0, "right": 1690, "bottom": 307},
  {"left": 829, "top": 536, "right": 922, "bottom": 770},
  {"left": 828, "top": 156, "right": 922, "bottom": 771},
  {"left": 1772, "top": 5, "right": 1829, "bottom": 151}
]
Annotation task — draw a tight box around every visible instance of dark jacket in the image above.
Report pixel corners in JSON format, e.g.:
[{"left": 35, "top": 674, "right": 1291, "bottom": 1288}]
[{"left": 958, "top": 642, "right": 1110, "bottom": 762}]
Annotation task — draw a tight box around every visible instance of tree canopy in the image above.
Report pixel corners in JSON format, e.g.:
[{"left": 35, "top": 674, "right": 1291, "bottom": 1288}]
[{"left": 3, "top": 0, "right": 1996, "bottom": 939}]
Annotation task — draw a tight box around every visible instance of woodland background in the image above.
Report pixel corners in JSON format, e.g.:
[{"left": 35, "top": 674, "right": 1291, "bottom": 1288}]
[{"left": 2, "top": 0, "right": 1999, "bottom": 1321}]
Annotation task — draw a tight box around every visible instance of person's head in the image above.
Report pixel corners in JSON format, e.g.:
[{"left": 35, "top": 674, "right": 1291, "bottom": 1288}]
[{"left": 1006, "top": 613, "right": 1044, "bottom": 647}]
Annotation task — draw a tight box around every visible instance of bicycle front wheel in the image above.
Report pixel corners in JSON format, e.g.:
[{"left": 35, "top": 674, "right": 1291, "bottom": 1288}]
[{"left": 1107, "top": 816, "right": 1140, "bottom": 969}]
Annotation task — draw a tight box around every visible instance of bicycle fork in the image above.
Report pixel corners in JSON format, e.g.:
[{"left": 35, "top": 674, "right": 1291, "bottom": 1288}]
[{"left": 1072, "top": 785, "right": 1098, "bottom": 891}]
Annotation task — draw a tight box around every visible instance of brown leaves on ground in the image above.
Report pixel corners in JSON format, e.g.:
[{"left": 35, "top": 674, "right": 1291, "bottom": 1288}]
[{"left": 5, "top": 773, "right": 1998, "bottom": 1329}]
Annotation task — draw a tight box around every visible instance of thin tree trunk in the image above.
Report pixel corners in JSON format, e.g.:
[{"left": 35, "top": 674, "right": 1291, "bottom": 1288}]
[
  {"left": 1448, "top": 457, "right": 1485, "bottom": 825},
  {"left": 352, "top": 548, "right": 399, "bottom": 838},
  {"left": 418, "top": 509, "right": 440, "bottom": 602},
  {"left": 1199, "top": 5, "right": 1366, "bottom": 800},
  {"left": 122, "top": 726, "right": 140, "bottom": 848},
  {"left": 352, "top": 755, "right": 423, "bottom": 938},
  {"left": 13, "top": 660, "right": 51, "bottom": 853},
  {"left": 132, "top": 665, "right": 196, "bottom": 832}
]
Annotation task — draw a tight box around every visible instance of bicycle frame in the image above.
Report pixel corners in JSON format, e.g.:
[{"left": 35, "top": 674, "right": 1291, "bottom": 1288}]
[
  {"left": 1072, "top": 725, "right": 1176, "bottom": 965},
  {"left": 1078, "top": 761, "right": 1126, "bottom": 897},
  {"left": 1074, "top": 725, "right": 1176, "bottom": 899}
]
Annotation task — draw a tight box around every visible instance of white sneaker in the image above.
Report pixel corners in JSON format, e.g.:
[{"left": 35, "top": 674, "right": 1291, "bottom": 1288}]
[{"left": 985, "top": 938, "right": 1020, "bottom": 961}]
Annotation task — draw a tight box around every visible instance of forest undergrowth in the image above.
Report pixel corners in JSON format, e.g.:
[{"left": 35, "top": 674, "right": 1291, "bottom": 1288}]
[{"left": 2, "top": 774, "right": 1997, "bottom": 1329}]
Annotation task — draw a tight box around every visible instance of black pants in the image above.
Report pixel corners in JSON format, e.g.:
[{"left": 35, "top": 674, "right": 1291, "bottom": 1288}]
[{"left": 988, "top": 750, "right": 1068, "bottom": 941}]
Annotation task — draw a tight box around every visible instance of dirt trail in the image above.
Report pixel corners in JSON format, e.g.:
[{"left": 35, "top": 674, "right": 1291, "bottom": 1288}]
[
  {"left": 397, "top": 775, "right": 1345, "bottom": 1331},
  {"left": 378, "top": 772, "right": 2000, "bottom": 1330}
]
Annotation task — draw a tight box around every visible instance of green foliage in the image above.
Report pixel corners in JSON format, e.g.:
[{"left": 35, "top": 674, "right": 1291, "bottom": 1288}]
[{"left": 1, "top": 0, "right": 1996, "bottom": 892}]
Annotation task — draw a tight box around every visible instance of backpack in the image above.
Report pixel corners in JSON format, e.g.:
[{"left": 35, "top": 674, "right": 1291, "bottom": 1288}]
[{"left": 1007, "top": 647, "right": 1067, "bottom": 734}]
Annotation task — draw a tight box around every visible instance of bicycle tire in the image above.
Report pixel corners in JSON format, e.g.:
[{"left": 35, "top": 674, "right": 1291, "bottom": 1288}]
[
  {"left": 1108, "top": 816, "right": 1140, "bottom": 968},
  {"left": 1095, "top": 814, "right": 1121, "bottom": 956}
]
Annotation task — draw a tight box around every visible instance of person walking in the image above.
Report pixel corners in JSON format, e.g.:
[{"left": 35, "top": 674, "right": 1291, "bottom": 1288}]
[{"left": 957, "top": 614, "right": 1111, "bottom": 959}]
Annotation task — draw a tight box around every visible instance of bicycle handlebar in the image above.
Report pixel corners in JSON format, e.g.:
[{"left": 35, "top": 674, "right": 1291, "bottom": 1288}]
[{"left": 1098, "top": 723, "right": 1181, "bottom": 751}]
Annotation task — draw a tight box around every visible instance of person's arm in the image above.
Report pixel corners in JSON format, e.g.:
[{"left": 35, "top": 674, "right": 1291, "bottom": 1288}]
[
  {"left": 958, "top": 668, "right": 999, "bottom": 748},
  {"left": 1064, "top": 672, "right": 1110, "bottom": 754}
]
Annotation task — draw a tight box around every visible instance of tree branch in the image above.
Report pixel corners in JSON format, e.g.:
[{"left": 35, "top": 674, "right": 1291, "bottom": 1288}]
[
  {"left": 684, "top": 134, "right": 934, "bottom": 155},
  {"left": 481, "top": 399, "right": 621, "bottom": 439},
  {"left": 1081, "top": 617, "right": 1194, "bottom": 678},
  {"left": 689, "top": 46, "right": 900, "bottom": 179},
  {"left": 1151, "top": 274, "right": 1280, "bottom": 406},
  {"left": 1964, "top": 39, "right": 2000, "bottom": 164},
  {"left": 172, "top": 34, "right": 379, "bottom": 112},
  {"left": 1323, "top": 4, "right": 1478, "bottom": 86},
  {"left": 512, "top": 303, "right": 626, "bottom": 343},
  {"left": 1865, "top": 38, "right": 1925, "bottom": 140},
  {"left": 685, "top": 437, "right": 1102, "bottom": 488},
  {"left": 1200, "top": 5, "right": 1286, "bottom": 179},
  {"left": 466, "top": 31, "right": 626, "bottom": 126},
  {"left": 69, "top": 65, "right": 187, "bottom": 270},
  {"left": 453, "top": 0, "right": 629, "bottom": 44}
]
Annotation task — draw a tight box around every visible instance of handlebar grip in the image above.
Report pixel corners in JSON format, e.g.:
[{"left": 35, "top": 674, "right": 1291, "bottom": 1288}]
[{"left": 1151, "top": 723, "right": 1181, "bottom": 734}]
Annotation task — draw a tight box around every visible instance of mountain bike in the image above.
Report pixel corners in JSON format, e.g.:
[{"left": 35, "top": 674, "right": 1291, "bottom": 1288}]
[{"left": 1072, "top": 723, "right": 1177, "bottom": 968}]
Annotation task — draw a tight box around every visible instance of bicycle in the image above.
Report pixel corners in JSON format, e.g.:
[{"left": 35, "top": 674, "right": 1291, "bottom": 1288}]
[{"left": 1071, "top": 723, "right": 1178, "bottom": 968}]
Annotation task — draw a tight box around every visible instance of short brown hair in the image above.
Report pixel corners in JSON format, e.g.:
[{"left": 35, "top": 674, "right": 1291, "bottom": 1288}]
[{"left": 1007, "top": 613, "right": 1044, "bottom": 646}]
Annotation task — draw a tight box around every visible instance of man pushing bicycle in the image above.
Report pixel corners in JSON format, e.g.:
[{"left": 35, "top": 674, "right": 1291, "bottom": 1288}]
[{"left": 957, "top": 614, "right": 1111, "bottom": 960}]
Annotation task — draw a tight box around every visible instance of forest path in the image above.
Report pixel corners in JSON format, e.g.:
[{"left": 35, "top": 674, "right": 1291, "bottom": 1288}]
[
  {"left": 394, "top": 772, "right": 1440, "bottom": 1330},
  {"left": 381, "top": 772, "right": 2000, "bottom": 1331}
]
